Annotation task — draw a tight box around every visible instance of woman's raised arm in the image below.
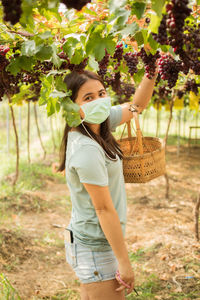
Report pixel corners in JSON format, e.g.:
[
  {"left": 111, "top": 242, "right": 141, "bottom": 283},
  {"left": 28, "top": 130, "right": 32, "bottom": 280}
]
[{"left": 119, "top": 73, "right": 157, "bottom": 125}]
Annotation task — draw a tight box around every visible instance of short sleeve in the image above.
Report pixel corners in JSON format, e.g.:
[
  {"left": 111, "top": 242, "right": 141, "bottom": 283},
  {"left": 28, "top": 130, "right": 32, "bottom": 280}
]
[
  {"left": 109, "top": 105, "right": 122, "bottom": 132},
  {"left": 70, "top": 144, "right": 108, "bottom": 186}
]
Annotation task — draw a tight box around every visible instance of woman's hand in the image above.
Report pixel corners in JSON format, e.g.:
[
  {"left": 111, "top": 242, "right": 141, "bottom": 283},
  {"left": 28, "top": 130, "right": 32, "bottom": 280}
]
[{"left": 115, "top": 262, "right": 135, "bottom": 295}]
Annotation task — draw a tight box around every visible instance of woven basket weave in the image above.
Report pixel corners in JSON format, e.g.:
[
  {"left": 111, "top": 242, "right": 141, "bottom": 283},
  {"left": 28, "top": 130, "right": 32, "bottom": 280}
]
[{"left": 118, "top": 115, "right": 166, "bottom": 183}]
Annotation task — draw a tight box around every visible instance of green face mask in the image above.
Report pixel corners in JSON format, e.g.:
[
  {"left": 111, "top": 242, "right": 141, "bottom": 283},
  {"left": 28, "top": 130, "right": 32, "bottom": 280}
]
[{"left": 80, "top": 97, "right": 111, "bottom": 124}]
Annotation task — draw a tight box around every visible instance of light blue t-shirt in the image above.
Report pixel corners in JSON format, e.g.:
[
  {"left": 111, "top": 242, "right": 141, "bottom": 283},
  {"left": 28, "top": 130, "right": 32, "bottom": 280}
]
[{"left": 65, "top": 105, "right": 127, "bottom": 251}]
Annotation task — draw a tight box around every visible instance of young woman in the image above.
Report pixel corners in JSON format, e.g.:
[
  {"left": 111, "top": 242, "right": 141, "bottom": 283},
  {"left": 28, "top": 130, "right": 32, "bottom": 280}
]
[{"left": 58, "top": 70, "right": 157, "bottom": 300}]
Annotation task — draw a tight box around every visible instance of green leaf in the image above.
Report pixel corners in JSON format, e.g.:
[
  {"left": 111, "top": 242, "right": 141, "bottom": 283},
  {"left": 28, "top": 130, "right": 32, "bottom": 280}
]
[
  {"left": 47, "top": 98, "right": 56, "bottom": 116},
  {"left": 51, "top": 44, "right": 62, "bottom": 68},
  {"left": 21, "top": 40, "right": 36, "bottom": 56},
  {"left": 197, "top": 0, "right": 200, "bottom": 4},
  {"left": 133, "top": 68, "right": 144, "bottom": 84},
  {"left": 36, "top": 45, "right": 53, "bottom": 61},
  {"left": 18, "top": 56, "right": 35, "bottom": 71},
  {"left": 11, "top": 85, "right": 31, "bottom": 105},
  {"left": 6, "top": 58, "right": 20, "bottom": 76},
  {"left": 131, "top": 2, "right": 146, "bottom": 19},
  {"left": 70, "top": 48, "right": 84, "bottom": 64},
  {"left": 151, "top": 0, "right": 166, "bottom": 18},
  {"left": 148, "top": 33, "right": 159, "bottom": 51},
  {"left": 117, "top": 22, "right": 139, "bottom": 38},
  {"left": 115, "top": 8, "right": 130, "bottom": 27},
  {"left": 88, "top": 55, "right": 99, "bottom": 71},
  {"left": 38, "top": 31, "right": 53, "bottom": 40},
  {"left": 108, "top": 0, "right": 127, "bottom": 14},
  {"left": 62, "top": 37, "right": 80, "bottom": 59},
  {"left": 141, "top": 29, "right": 148, "bottom": 45},
  {"left": 50, "top": 90, "right": 68, "bottom": 98},
  {"left": 55, "top": 76, "right": 68, "bottom": 92},
  {"left": 133, "top": 31, "right": 144, "bottom": 46},
  {"left": 86, "top": 34, "right": 115, "bottom": 61},
  {"left": 149, "top": 14, "right": 161, "bottom": 34},
  {"left": 20, "top": 0, "right": 35, "bottom": 31}
]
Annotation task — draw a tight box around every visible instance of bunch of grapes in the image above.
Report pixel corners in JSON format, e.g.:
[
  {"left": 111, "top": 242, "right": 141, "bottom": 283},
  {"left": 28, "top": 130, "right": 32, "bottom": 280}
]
[
  {"left": 36, "top": 61, "right": 54, "bottom": 74},
  {"left": 177, "top": 90, "right": 184, "bottom": 99},
  {"left": 123, "top": 52, "right": 138, "bottom": 76},
  {"left": 0, "top": 71, "right": 22, "bottom": 100},
  {"left": 166, "top": 0, "right": 191, "bottom": 51},
  {"left": 138, "top": 47, "right": 160, "bottom": 79},
  {"left": 158, "top": 54, "right": 182, "bottom": 88},
  {"left": 184, "top": 79, "right": 200, "bottom": 95},
  {"left": 112, "top": 44, "right": 123, "bottom": 70},
  {"left": 152, "top": 14, "right": 168, "bottom": 45},
  {"left": 0, "top": 45, "right": 10, "bottom": 71},
  {"left": 97, "top": 50, "right": 110, "bottom": 78},
  {"left": 60, "top": 0, "right": 91, "bottom": 11},
  {"left": 2, "top": 0, "right": 22, "bottom": 25},
  {"left": 0, "top": 54, "right": 9, "bottom": 71},
  {"left": 121, "top": 82, "right": 135, "bottom": 102},
  {"left": 23, "top": 72, "right": 41, "bottom": 85},
  {"left": 59, "top": 52, "right": 88, "bottom": 72},
  {"left": 105, "top": 72, "right": 135, "bottom": 103}
]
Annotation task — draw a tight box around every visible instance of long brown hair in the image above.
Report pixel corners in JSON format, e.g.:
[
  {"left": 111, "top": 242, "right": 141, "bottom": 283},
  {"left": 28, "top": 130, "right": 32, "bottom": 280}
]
[{"left": 57, "top": 70, "right": 123, "bottom": 172}]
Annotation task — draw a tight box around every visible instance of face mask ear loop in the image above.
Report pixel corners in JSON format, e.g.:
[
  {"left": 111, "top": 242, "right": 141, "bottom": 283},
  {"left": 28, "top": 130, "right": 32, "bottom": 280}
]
[{"left": 81, "top": 123, "right": 118, "bottom": 162}]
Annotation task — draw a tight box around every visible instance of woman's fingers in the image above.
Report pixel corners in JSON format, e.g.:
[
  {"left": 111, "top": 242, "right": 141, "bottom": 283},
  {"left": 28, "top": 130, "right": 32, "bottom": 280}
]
[
  {"left": 115, "top": 275, "right": 134, "bottom": 293},
  {"left": 116, "top": 284, "right": 126, "bottom": 292},
  {"left": 126, "top": 281, "right": 135, "bottom": 295}
]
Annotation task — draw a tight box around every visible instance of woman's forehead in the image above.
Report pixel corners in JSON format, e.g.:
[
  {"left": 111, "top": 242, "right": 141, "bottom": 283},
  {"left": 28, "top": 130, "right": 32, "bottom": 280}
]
[{"left": 78, "top": 79, "right": 105, "bottom": 95}]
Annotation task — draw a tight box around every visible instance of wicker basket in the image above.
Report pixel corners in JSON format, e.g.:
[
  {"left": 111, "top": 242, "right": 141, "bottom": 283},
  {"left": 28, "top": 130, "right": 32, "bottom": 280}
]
[{"left": 118, "top": 115, "right": 166, "bottom": 183}]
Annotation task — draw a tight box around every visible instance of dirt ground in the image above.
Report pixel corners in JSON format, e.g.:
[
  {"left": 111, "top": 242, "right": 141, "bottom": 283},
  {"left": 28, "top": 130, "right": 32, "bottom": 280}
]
[{"left": 0, "top": 145, "right": 200, "bottom": 299}]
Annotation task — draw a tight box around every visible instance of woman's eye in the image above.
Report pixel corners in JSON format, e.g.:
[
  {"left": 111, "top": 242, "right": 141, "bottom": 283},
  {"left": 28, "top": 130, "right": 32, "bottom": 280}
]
[
  {"left": 84, "top": 96, "right": 93, "bottom": 101},
  {"left": 99, "top": 92, "right": 106, "bottom": 97}
]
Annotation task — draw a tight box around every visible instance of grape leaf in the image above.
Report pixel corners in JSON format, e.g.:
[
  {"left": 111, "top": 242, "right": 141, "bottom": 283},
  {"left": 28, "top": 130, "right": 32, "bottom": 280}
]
[
  {"left": 55, "top": 76, "right": 68, "bottom": 92},
  {"left": 36, "top": 45, "right": 53, "bottom": 61},
  {"left": 19, "top": 56, "right": 35, "bottom": 71},
  {"left": 51, "top": 44, "right": 62, "bottom": 68},
  {"left": 62, "top": 37, "right": 80, "bottom": 59},
  {"left": 50, "top": 90, "right": 68, "bottom": 98},
  {"left": 108, "top": 0, "right": 127, "bottom": 14},
  {"left": 21, "top": 40, "right": 36, "bottom": 56},
  {"left": 117, "top": 22, "right": 139, "bottom": 38},
  {"left": 149, "top": 14, "right": 161, "bottom": 34},
  {"left": 133, "top": 31, "right": 144, "bottom": 46},
  {"left": 88, "top": 55, "right": 99, "bottom": 71},
  {"left": 6, "top": 58, "right": 21, "bottom": 76},
  {"left": 86, "top": 34, "right": 115, "bottom": 61},
  {"left": 151, "top": 0, "right": 165, "bottom": 18},
  {"left": 133, "top": 68, "right": 145, "bottom": 84},
  {"left": 148, "top": 33, "right": 159, "bottom": 51},
  {"left": 131, "top": 2, "right": 146, "bottom": 20},
  {"left": 38, "top": 31, "right": 53, "bottom": 40},
  {"left": 47, "top": 98, "right": 56, "bottom": 116}
]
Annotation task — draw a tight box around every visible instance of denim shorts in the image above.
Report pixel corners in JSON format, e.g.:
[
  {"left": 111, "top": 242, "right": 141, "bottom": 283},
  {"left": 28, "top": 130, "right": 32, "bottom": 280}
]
[{"left": 64, "top": 241, "right": 118, "bottom": 284}]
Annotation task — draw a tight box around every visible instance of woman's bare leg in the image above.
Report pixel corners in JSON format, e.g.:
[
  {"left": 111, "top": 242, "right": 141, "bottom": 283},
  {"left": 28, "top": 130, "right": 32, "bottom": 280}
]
[
  {"left": 80, "top": 283, "right": 90, "bottom": 300},
  {"left": 83, "top": 279, "right": 125, "bottom": 300}
]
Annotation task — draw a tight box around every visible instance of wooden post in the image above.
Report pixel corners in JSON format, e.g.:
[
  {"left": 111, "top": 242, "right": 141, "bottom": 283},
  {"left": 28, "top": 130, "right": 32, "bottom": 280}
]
[
  {"left": 194, "top": 193, "right": 200, "bottom": 241},
  {"left": 34, "top": 103, "right": 46, "bottom": 160},
  {"left": 6, "top": 103, "right": 10, "bottom": 153},
  {"left": 8, "top": 96, "right": 19, "bottom": 186},
  {"left": 27, "top": 101, "right": 31, "bottom": 163}
]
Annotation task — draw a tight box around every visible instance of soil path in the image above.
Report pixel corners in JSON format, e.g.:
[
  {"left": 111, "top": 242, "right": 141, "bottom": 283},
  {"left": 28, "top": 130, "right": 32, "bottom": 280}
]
[{"left": 0, "top": 146, "right": 200, "bottom": 299}]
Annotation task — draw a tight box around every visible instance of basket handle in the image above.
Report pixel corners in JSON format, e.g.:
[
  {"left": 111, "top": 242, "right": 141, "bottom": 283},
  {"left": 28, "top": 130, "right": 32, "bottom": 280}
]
[
  {"left": 120, "top": 113, "right": 144, "bottom": 156},
  {"left": 132, "top": 113, "right": 144, "bottom": 156}
]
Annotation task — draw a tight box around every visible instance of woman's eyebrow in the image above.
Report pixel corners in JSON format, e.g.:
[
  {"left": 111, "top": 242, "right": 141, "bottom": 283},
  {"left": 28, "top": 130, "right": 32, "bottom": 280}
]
[{"left": 98, "top": 89, "right": 106, "bottom": 93}]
